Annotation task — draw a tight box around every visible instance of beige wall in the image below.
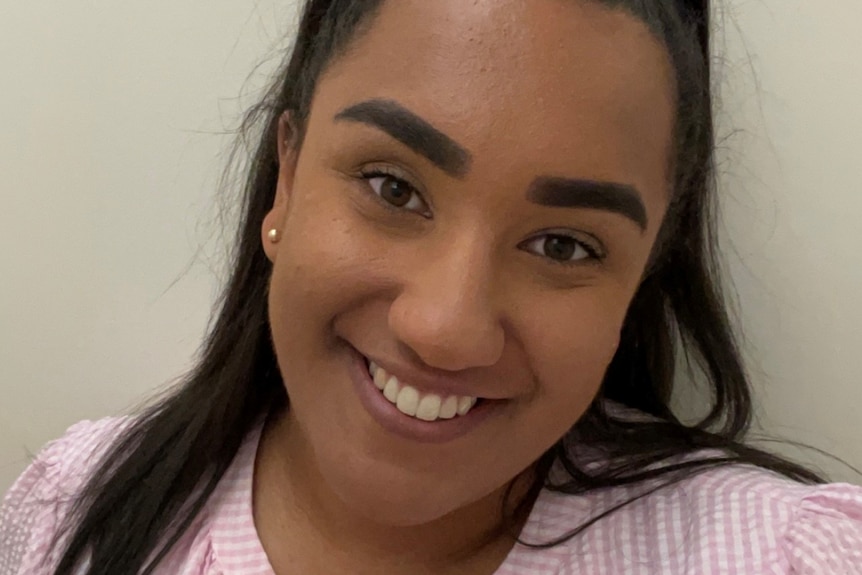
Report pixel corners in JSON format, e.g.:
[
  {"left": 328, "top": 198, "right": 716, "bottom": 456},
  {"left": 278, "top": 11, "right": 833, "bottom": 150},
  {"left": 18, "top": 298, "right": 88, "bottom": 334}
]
[
  {"left": 1, "top": 1, "right": 860, "bottom": 492},
  {"left": 0, "top": 1, "right": 303, "bottom": 491},
  {"left": 702, "top": 1, "right": 862, "bottom": 482}
]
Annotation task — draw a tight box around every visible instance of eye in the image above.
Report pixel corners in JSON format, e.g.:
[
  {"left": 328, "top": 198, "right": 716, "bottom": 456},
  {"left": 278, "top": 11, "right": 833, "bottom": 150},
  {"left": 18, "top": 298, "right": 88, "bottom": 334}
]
[
  {"left": 521, "top": 234, "right": 603, "bottom": 265},
  {"left": 362, "top": 170, "right": 428, "bottom": 214}
]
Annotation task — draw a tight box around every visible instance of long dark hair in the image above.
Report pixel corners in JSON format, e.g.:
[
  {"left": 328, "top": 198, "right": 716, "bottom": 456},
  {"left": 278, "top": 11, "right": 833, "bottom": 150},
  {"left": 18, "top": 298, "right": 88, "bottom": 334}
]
[{"left": 51, "top": 0, "right": 824, "bottom": 572}]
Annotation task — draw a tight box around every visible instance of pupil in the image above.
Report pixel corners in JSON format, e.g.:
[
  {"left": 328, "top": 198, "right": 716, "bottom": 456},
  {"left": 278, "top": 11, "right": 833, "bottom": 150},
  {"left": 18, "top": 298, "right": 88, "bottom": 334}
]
[
  {"left": 545, "top": 236, "right": 575, "bottom": 261},
  {"left": 382, "top": 177, "right": 411, "bottom": 207}
]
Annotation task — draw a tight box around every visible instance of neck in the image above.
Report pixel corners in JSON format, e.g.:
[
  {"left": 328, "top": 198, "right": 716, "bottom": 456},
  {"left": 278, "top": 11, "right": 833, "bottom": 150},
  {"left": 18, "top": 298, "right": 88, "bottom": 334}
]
[{"left": 254, "top": 409, "right": 537, "bottom": 574}]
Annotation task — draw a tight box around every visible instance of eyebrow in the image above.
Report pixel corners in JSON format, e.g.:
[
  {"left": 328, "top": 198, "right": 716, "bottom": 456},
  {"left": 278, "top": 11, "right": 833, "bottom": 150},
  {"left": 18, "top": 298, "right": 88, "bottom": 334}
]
[
  {"left": 334, "top": 99, "right": 472, "bottom": 178},
  {"left": 527, "top": 177, "right": 649, "bottom": 231}
]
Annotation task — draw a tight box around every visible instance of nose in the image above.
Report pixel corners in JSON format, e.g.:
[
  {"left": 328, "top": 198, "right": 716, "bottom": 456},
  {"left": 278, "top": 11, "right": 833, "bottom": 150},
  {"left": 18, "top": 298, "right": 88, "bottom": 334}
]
[{"left": 387, "top": 242, "right": 505, "bottom": 372}]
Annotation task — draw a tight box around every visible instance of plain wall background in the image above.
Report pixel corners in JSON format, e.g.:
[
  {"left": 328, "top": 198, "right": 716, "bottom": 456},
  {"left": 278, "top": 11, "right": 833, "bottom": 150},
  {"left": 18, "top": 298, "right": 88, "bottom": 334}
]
[{"left": 1, "top": 1, "right": 860, "bottom": 493}]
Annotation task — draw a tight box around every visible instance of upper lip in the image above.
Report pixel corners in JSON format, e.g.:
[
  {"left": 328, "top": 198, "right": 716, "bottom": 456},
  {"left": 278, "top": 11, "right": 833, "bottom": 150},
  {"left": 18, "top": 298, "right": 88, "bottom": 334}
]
[{"left": 359, "top": 352, "right": 504, "bottom": 401}]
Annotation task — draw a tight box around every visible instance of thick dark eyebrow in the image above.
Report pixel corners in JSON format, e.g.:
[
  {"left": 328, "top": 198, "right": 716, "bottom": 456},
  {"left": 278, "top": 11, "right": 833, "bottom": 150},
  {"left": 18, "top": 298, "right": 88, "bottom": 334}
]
[
  {"left": 527, "top": 177, "right": 649, "bottom": 231},
  {"left": 334, "top": 99, "right": 472, "bottom": 178}
]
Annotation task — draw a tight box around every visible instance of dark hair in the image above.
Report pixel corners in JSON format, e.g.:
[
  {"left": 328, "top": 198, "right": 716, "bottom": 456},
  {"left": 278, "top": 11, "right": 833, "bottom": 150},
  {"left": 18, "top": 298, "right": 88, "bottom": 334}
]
[{"left": 51, "top": 0, "right": 825, "bottom": 573}]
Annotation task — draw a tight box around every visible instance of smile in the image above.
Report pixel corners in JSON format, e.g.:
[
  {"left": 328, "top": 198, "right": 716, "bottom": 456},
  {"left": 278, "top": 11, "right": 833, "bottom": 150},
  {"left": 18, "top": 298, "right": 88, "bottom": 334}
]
[
  {"left": 369, "top": 361, "right": 478, "bottom": 422},
  {"left": 348, "top": 348, "right": 495, "bottom": 444}
]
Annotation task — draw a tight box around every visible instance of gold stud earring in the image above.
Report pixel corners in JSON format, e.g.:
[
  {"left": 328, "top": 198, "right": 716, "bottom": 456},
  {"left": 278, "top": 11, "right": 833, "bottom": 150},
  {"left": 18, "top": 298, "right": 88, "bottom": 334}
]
[{"left": 267, "top": 229, "right": 280, "bottom": 243}]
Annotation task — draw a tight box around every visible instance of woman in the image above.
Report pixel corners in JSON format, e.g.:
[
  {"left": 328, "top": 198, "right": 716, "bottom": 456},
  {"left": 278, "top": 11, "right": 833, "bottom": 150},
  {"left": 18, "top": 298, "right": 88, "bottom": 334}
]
[{"left": 2, "top": 0, "right": 861, "bottom": 573}]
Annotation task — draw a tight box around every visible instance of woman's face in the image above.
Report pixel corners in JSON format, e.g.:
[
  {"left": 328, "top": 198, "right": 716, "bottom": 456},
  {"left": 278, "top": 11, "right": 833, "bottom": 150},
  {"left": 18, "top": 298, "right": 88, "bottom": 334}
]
[{"left": 263, "top": 0, "right": 674, "bottom": 527}]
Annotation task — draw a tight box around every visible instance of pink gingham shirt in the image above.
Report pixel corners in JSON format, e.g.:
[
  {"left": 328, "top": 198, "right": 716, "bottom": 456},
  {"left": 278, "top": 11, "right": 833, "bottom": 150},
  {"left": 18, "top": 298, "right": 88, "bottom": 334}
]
[{"left": 2, "top": 417, "right": 861, "bottom": 574}]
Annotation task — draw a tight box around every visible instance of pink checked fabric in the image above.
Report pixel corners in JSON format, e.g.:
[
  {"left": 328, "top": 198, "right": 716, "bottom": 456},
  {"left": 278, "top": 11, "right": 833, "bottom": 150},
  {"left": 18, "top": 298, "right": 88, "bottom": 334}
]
[{"left": 2, "top": 417, "right": 861, "bottom": 574}]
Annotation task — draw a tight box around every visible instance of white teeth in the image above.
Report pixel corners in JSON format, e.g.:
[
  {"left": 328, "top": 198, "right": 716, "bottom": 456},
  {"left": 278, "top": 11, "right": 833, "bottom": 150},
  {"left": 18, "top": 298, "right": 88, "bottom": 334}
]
[
  {"left": 457, "top": 396, "right": 476, "bottom": 416},
  {"left": 439, "top": 396, "right": 459, "bottom": 420},
  {"left": 415, "top": 394, "right": 442, "bottom": 421},
  {"left": 372, "top": 366, "right": 387, "bottom": 390},
  {"left": 395, "top": 386, "right": 420, "bottom": 417},
  {"left": 367, "top": 361, "right": 478, "bottom": 422},
  {"left": 383, "top": 377, "right": 400, "bottom": 403}
]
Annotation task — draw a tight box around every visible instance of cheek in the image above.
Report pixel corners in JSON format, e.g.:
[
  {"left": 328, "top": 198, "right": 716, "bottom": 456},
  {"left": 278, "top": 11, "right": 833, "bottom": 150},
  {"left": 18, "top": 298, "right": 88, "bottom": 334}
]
[
  {"left": 266, "top": 188, "right": 374, "bottom": 365},
  {"left": 270, "top": 183, "right": 366, "bottom": 303},
  {"left": 523, "top": 292, "right": 626, "bottom": 413},
  {"left": 485, "top": 296, "right": 625, "bottom": 481}
]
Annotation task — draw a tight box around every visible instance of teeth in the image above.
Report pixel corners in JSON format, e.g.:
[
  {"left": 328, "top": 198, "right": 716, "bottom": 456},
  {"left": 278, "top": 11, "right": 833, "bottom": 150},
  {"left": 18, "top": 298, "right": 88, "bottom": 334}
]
[
  {"left": 415, "top": 395, "right": 442, "bottom": 422},
  {"left": 457, "top": 396, "right": 477, "bottom": 416},
  {"left": 372, "top": 365, "right": 387, "bottom": 390},
  {"left": 439, "top": 396, "right": 458, "bottom": 420},
  {"left": 367, "top": 362, "right": 478, "bottom": 422},
  {"left": 383, "top": 377, "right": 400, "bottom": 403},
  {"left": 395, "top": 385, "right": 420, "bottom": 416}
]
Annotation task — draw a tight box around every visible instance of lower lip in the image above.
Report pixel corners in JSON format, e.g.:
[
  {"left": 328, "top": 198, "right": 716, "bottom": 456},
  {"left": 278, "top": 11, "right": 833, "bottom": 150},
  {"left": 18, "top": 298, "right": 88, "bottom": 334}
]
[{"left": 348, "top": 349, "right": 498, "bottom": 444}]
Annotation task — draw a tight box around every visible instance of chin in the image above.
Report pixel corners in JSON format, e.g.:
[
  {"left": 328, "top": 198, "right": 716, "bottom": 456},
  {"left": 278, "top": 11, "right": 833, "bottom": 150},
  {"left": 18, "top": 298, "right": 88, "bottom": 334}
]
[{"left": 318, "top": 449, "right": 476, "bottom": 527}]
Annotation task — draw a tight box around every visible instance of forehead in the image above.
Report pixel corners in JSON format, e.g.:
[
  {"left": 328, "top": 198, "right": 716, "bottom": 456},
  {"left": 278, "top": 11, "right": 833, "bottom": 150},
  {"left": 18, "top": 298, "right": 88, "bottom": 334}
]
[{"left": 313, "top": 0, "right": 676, "bottom": 209}]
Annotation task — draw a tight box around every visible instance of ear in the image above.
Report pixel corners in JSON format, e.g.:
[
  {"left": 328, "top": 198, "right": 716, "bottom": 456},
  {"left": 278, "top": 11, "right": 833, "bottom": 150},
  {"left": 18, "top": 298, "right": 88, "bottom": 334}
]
[{"left": 262, "top": 112, "right": 299, "bottom": 263}]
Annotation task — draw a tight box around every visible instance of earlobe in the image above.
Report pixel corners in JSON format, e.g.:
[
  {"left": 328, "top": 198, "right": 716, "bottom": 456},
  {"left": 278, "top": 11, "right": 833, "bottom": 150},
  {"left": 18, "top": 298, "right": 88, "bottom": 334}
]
[{"left": 261, "top": 209, "right": 284, "bottom": 263}]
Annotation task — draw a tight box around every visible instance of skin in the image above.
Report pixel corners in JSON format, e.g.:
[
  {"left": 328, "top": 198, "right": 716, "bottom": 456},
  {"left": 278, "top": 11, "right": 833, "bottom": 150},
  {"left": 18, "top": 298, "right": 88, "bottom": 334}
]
[{"left": 256, "top": 0, "right": 675, "bottom": 573}]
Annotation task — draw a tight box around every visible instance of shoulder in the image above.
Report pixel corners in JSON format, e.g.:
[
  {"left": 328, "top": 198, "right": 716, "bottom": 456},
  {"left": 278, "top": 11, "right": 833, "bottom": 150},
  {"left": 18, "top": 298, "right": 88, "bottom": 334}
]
[
  {"left": 525, "top": 465, "right": 862, "bottom": 574},
  {"left": 0, "top": 417, "right": 133, "bottom": 574},
  {"left": 8, "top": 417, "right": 132, "bottom": 499}
]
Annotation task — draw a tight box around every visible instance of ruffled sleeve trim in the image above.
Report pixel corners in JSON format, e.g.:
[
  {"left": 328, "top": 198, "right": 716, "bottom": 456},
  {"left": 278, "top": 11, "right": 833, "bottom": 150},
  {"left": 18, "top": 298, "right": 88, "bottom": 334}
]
[
  {"left": 0, "top": 418, "right": 130, "bottom": 575},
  {"left": 783, "top": 483, "right": 862, "bottom": 574}
]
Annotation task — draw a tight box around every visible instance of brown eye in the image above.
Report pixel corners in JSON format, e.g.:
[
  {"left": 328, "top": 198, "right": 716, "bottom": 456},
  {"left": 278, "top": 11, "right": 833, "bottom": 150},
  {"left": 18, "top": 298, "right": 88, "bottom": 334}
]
[
  {"left": 375, "top": 176, "right": 414, "bottom": 207},
  {"left": 521, "top": 234, "right": 599, "bottom": 265},
  {"left": 364, "top": 172, "right": 428, "bottom": 214},
  {"left": 544, "top": 236, "right": 579, "bottom": 261}
]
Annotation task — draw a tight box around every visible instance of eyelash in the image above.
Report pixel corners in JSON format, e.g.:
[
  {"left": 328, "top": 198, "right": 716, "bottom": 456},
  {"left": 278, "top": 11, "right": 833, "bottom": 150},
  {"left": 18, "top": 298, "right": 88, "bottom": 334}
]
[
  {"left": 356, "top": 167, "right": 606, "bottom": 267},
  {"left": 359, "top": 166, "right": 412, "bottom": 184}
]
